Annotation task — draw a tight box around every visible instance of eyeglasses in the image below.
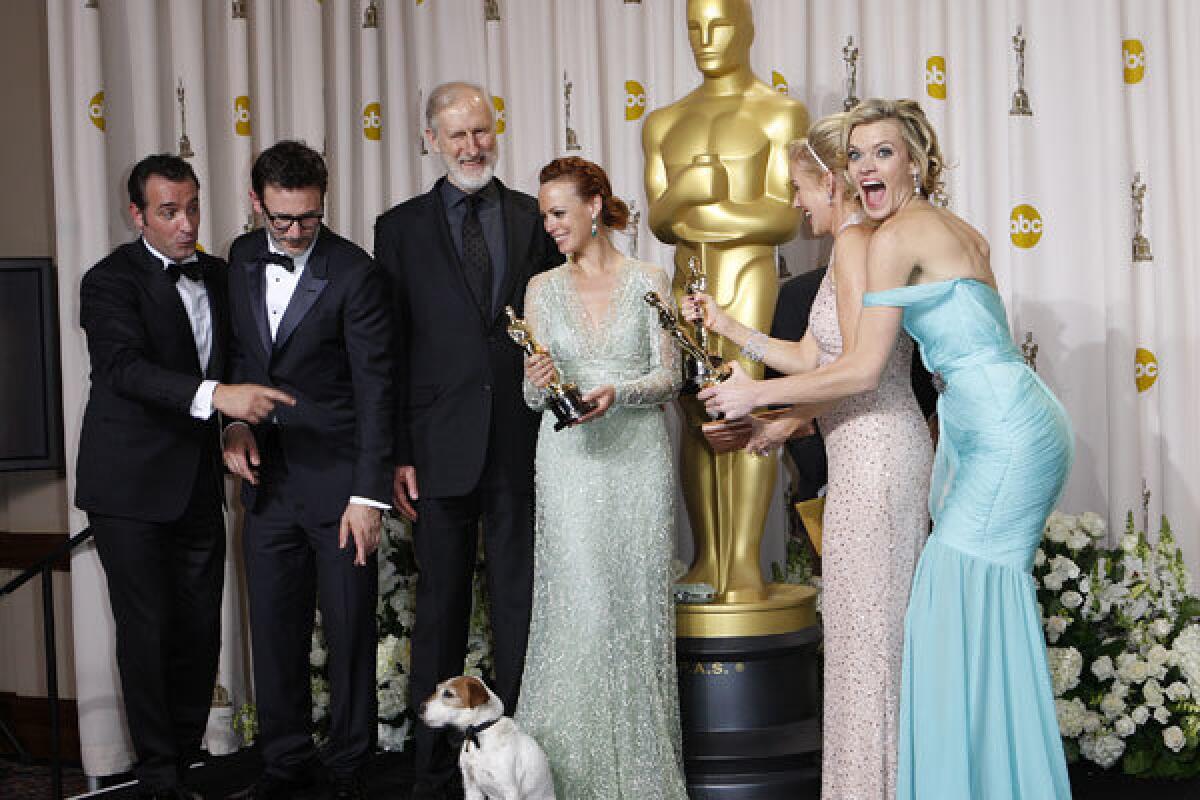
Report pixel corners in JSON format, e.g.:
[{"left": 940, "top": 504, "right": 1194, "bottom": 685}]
[{"left": 261, "top": 204, "right": 323, "bottom": 233}]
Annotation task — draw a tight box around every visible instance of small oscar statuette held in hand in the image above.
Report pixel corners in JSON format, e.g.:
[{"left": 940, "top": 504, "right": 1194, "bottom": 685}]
[{"left": 505, "top": 306, "right": 595, "bottom": 431}]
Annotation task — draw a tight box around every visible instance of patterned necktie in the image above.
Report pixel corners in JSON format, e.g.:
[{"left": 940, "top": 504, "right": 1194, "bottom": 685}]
[
  {"left": 166, "top": 261, "right": 203, "bottom": 283},
  {"left": 461, "top": 194, "right": 494, "bottom": 314}
]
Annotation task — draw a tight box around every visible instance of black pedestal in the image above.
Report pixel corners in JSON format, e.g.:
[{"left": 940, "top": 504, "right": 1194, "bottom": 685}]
[{"left": 677, "top": 627, "right": 822, "bottom": 799}]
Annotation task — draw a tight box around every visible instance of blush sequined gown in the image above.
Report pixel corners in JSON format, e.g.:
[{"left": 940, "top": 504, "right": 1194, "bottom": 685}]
[
  {"left": 809, "top": 257, "right": 933, "bottom": 800},
  {"left": 513, "top": 259, "right": 689, "bottom": 800}
]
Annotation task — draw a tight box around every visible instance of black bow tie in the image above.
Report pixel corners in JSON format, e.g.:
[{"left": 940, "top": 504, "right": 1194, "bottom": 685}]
[
  {"left": 166, "top": 261, "right": 203, "bottom": 283},
  {"left": 257, "top": 253, "right": 296, "bottom": 273},
  {"left": 461, "top": 716, "right": 501, "bottom": 751}
]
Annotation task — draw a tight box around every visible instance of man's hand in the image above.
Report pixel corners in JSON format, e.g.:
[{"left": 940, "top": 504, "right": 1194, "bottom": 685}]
[
  {"left": 222, "top": 423, "right": 261, "bottom": 485},
  {"left": 213, "top": 383, "right": 296, "bottom": 424},
  {"left": 339, "top": 503, "right": 382, "bottom": 566},
  {"left": 393, "top": 465, "right": 419, "bottom": 522}
]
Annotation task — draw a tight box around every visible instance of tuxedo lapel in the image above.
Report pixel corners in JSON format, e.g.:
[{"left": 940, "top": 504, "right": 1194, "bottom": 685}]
[
  {"left": 241, "top": 245, "right": 273, "bottom": 363},
  {"left": 133, "top": 242, "right": 203, "bottom": 374},
  {"left": 202, "top": 262, "right": 229, "bottom": 380},
  {"left": 273, "top": 240, "right": 329, "bottom": 354}
]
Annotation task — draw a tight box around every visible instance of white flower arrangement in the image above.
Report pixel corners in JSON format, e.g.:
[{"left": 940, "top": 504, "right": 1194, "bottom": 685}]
[{"left": 1036, "top": 510, "right": 1200, "bottom": 779}]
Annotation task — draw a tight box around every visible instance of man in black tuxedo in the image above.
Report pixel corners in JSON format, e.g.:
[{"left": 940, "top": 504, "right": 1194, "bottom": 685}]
[
  {"left": 373, "top": 82, "right": 563, "bottom": 799},
  {"left": 221, "top": 141, "right": 393, "bottom": 800},
  {"left": 77, "top": 154, "right": 292, "bottom": 800}
]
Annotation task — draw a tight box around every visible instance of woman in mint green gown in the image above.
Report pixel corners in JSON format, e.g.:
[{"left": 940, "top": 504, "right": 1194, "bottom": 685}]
[
  {"left": 699, "top": 98, "right": 1073, "bottom": 799},
  {"left": 514, "top": 157, "right": 689, "bottom": 800}
]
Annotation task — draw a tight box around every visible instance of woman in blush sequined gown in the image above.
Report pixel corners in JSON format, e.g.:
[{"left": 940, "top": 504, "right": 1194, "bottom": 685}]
[
  {"left": 513, "top": 157, "right": 687, "bottom": 800},
  {"left": 700, "top": 99, "right": 1073, "bottom": 800},
  {"left": 683, "top": 113, "right": 932, "bottom": 800}
]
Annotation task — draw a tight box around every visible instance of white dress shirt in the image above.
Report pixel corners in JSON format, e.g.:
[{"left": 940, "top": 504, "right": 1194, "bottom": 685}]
[{"left": 142, "top": 239, "right": 217, "bottom": 419}]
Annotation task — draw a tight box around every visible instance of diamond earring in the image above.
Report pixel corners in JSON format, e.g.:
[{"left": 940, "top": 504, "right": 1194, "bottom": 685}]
[{"left": 590, "top": 215, "right": 599, "bottom": 237}]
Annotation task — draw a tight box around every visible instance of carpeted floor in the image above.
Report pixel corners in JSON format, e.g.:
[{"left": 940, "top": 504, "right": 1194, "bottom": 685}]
[{"left": 1, "top": 748, "right": 415, "bottom": 800}]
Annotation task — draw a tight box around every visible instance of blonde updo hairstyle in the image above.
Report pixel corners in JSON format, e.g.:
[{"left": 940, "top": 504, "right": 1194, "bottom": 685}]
[
  {"left": 842, "top": 98, "right": 946, "bottom": 198},
  {"left": 786, "top": 111, "right": 855, "bottom": 195}
]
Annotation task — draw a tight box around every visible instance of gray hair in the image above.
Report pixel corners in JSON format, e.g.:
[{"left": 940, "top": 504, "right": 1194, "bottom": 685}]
[{"left": 425, "top": 81, "right": 491, "bottom": 134}]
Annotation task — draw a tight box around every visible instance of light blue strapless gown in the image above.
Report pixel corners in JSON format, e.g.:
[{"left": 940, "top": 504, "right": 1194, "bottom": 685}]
[{"left": 863, "top": 278, "right": 1073, "bottom": 800}]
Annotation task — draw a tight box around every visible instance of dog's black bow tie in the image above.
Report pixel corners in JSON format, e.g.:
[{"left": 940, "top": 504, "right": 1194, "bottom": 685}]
[
  {"left": 256, "top": 253, "right": 296, "bottom": 273},
  {"left": 462, "top": 716, "right": 501, "bottom": 751},
  {"left": 166, "top": 261, "right": 204, "bottom": 283}
]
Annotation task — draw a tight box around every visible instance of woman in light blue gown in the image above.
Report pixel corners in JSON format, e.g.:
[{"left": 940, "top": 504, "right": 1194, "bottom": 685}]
[
  {"left": 513, "top": 156, "right": 688, "bottom": 800},
  {"left": 699, "top": 98, "right": 1073, "bottom": 799}
]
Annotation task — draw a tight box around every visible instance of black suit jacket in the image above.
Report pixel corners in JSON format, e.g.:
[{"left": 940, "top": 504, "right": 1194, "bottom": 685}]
[
  {"left": 374, "top": 177, "right": 563, "bottom": 498},
  {"left": 76, "top": 240, "right": 229, "bottom": 522},
  {"left": 226, "top": 227, "right": 393, "bottom": 521}
]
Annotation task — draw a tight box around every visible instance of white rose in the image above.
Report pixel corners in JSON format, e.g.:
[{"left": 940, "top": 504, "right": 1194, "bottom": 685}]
[
  {"left": 1043, "top": 573, "right": 1065, "bottom": 592},
  {"left": 1121, "top": 533, "right": 1140, "bottom": 553},
  {"left": 1166, "top": 681, "right": 1191, "bottom": 702},
  {"left": 1066, "top": 531, "right": 1092, "bottom": 551},
  {"left": 1083, "top": 711, "right": 1103, "bottom": 733},
  {"left": 1080, "top": 511, "right": 1107, "bottom": 537},
  {"left": 1034, "top": 548, "right": 1047, "bottom": 567},
  {"left": 1117, "top": 657, "right": 1151, "bottom": 685},
  {"left": 1164, "top": 726, "right": 1186, "bottom": 752},
  {"left": 1078, "top": 575, "right": 1092, "bottom": 595},
  {"left": 1143, "top": 679, "right": 1165, "bottom": 708},
  {"left": 1132, "top": 705, "right": 1150, "bottom": 725},
  {"left": 1081, "top": 731, "right": 1125, "bottom": 769},
  {"left": 1152, "top": 618, "right": 1174, "bottom": 639},
  {"left": 1045, "top": 518, "right": 1071, "bottom": 543},
  {"left": 1044, "top": 615, "right": 1070, "bottom": 643},
  {"left": 1154, "top": 706, "right": 1171, "bottom": 725},
  {"left": 1114, "top": 715, "right": 1136, "bottom": 737},
  {"left": 1061, "top": 590, "right": 1084, "bottom": 610},
  {"left": 1147, "top": 644, "right": 1170, "bottom": 666},
  {"left": 1050, "top": 555, "right": 1082, "bottom": 580},
  {"left": 1176, "top": 625, "right": 1200, "bottom": 656},
  {"left": 1056, "top": 697, "right": 1088, "bottom": 738},
  {"left": 1100, "top": 692, "right": 1126, "bottom": 719},
  {"left": 1091, "top": 655, "right": 1115, "bottom": 681},
  {"left": 1047, "top": 647, "right": 1083, "bottom": 696}
]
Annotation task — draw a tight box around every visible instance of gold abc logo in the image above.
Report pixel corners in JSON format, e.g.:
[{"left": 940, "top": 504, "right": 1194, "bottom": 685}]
[
  {"left": 492, "top": 96, "right": 506, "bottom": 134},
  {"left": 925, "top": 56, "right": 947, "bottom": 99},
  {"left": 1135, "top": 347, "right": 1159, "bottom": 392},
  {"left": 88, "top": 90, "right": 105, "bottom": 131},
  {"left": 625, "top": 80, "right": 647, "bottom": 121},
  {"left": 1123, "top": 39, "right": 1146, "bottom": 84},
  {"left": 771, "top": 70, "right": 788, "bottom": 95},
  {"left": 234, "top": 95, "right": 252, "bottom": 136},
  {"left": 362, "top": 101, "right": 382, "bottom": 140},
  {"left": 1009, "top": 204, "right": 1044, "bottom": 248}
]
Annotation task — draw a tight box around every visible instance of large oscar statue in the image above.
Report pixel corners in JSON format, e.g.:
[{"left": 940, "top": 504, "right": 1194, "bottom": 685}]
[{"left": 643, "top": 2, "right": 820, "bottom": 797}]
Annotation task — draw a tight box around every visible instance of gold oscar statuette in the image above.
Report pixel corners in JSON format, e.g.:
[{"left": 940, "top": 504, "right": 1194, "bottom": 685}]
[
  {"left": 504, "top": 306, "right": 595, "bottom": 431},
  {"left": 484, "top": 0, "right": 500, "bottom": 22},
  {"left": 842, "top": 35, "right": 860, "bottom": 111},
  {"left": 176, "top": 79, "right": 194, "bottom": 159},
  {"left": 1021, "top": 331, "right": 1039, "bottom": 372},
  {"left": 363, "top": 0, "right": 378, "bottom": 28},
  {"left": 563, "top": 71, "right": 581, "bottom": 152},
  {"left": 231, "top": 0, "right": 247, "bottom": 19},
  {"left": 644, "top": 291, "right": 731, "bottom": 391},
  {"left": 643, "top": 0, "right": 809, "bottom": 608},
  {"left": 1132, "top": 172, "right": 1152, "bottom": 262},
  {"left": 1010, "top": 25, "right": 1033, "bottom": 116}
]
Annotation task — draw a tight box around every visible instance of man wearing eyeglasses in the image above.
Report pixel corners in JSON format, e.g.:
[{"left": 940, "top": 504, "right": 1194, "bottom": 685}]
[{"left": 222, "top": 140, "right": 392, "bottom": 800}]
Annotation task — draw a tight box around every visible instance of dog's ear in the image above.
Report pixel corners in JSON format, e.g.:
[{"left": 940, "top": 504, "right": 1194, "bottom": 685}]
[{"left": 462, "top": 676, "right": 490, "bottom": 709}]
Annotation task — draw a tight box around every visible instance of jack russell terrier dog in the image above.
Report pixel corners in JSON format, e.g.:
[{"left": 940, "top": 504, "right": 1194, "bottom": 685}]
[{"left": 420, "top": 676, "right": 556, "bottom": 800}]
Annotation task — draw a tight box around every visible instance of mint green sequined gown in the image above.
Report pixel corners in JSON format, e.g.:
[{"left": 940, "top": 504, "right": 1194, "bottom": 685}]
[{"left": 512, "top": 259, "right": 688, "bottom": 800}]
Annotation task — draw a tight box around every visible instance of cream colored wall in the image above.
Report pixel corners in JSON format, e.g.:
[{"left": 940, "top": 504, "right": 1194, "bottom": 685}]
[{"left": 0, "top": 0, "right": 76, "bottom": 700}]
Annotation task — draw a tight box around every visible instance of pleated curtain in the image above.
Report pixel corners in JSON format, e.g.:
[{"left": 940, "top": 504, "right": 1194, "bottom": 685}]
[{"left": 46, "top": 0, "right": 1200, "bottom": 776}]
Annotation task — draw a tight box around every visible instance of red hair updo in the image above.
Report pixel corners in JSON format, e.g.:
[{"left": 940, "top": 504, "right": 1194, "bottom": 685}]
[{"left": 538, "top": 156, "right": 630, "bottom": 231}]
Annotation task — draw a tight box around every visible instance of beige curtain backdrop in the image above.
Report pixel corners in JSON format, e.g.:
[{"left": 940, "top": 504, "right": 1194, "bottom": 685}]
[{"left": 47, "top": 0, "right": 1200, "bottom": 777}]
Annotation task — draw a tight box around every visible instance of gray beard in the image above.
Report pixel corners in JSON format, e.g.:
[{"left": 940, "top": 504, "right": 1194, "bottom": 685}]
[{"left": 446, "top": 159, "right": 495, "bottom": 193}]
